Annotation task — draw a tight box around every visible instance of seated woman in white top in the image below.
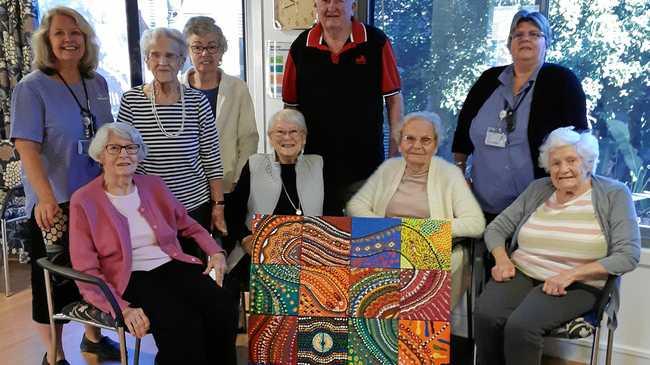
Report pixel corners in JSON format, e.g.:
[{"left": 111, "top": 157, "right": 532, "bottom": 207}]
[{"left": 347, "top": 111, "right": 485, "bottom": 308}]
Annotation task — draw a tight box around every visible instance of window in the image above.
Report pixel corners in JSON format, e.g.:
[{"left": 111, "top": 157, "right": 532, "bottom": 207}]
[
  {"left": 38, "top": 0, "right": 131, "bottom": 117},
  {"left": 137, "top": 0, "right": 245, "bottom": 83},
  {"left": 373, "top": 0, "right": 650, "bottom": 245},
  {"left": 38, "top": 1, "right": 246, "bottom": 110}
]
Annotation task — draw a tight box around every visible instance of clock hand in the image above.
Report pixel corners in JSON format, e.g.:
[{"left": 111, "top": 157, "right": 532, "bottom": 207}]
[{"left": 283, "top": 0, "right": 296, "bottom": 9}]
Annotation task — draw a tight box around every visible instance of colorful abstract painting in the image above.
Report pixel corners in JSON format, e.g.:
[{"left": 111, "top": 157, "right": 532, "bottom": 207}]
[
  {"left": 299, "top": 266, "right": 350, "bottom": 317},
  {"left": 251, "top": 215, "right": 303, "bottom": 265},
  {"left": 249, "top": 314, "right": 298, "bottom": 365},
  {"left": 250, "top": 264, "right": 300, "bottom": 315},
  {"left": 348, "top": 318, "right": 399, "bottom": 364},
  {"left": 249, "top": 216, "right": 452, "bottom": 365},
  {"left": 398, "top": 320, "right": 451, "bottom": 365},
  {"left": 351, "top": 217, "right": 401, "bottom": 268},
  {"left": 400, "top": 270, "right": 451, "bottom": 321},
  {"left": 349, "top": 268, "right": 400, "bottom": 319},
  {"left": 400, "top": 219, "right": 452, "bottom": 270},
  {"left": 297, "top": 316, "right": 348, "bottom": 364},
  {"left": 301, "top": 216, "right": 351, "bottom": 267}
]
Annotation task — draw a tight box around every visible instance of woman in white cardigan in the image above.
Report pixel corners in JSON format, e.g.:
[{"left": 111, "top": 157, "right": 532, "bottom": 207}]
[
  {"left": 347, "top": 111, "right": 485, "bottom": 309},
  {"left": 182, "top": 16, "right": 259, "bottom": 193}
]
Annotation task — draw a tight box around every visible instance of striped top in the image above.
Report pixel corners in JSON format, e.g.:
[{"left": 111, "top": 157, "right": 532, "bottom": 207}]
[
  {"left": 512, "top": 189, "right": 607, "bottom": 288},
  {"left": 117, "top": 85, "right": 223, "bottom": 210}
]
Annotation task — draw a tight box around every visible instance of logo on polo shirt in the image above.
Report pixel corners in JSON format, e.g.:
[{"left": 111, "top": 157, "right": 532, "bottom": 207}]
[{"left": 355, "top": 55, "right": 367, "bottom": 64}]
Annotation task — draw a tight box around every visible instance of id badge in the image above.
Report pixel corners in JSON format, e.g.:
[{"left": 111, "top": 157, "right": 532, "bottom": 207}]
[
  {"left": 77, "top": 139, "right": 90, "bottom": 155},
  {"left": 485, "top": 127, "right": 507, "bottom": 148}
]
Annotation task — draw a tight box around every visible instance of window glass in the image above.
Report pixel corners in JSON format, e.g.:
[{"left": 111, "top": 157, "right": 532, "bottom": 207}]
[
  {"left": 374, "top": 0, "right": 650, "bottom": 242},
  {"left": 37, "top": 0, "right": 131, "bottom": 117},
  {"left": 137, "top": 0, "right": 245, "bottom": 83},
  {"left": 546, "top": 0, "right": 650, "bottom": 228}
]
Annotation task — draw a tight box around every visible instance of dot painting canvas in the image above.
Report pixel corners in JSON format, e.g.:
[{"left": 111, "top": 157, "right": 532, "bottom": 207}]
[{"left": 249, "top": 215, "right": 452, "bottom": 365}]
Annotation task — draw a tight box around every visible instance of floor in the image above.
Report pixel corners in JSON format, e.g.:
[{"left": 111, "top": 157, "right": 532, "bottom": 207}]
[{"left": 1, "top": 259, "right": 584, "bottom": 365}]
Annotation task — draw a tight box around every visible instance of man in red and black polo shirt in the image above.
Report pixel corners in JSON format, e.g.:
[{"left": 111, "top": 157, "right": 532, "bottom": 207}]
[{"left": 283, "top": 0, "right": 403, "bottom": 215}]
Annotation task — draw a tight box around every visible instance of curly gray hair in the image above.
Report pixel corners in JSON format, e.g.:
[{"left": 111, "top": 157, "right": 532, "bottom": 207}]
[
  {"left": 183, "top": 16, "right": 228, "bottom": 55},
  {"left": 140, "top": 27, "right": 187, "bottom": 66},
  {"left": 538, "top": 127, "right": 598, "bottom": 175}
]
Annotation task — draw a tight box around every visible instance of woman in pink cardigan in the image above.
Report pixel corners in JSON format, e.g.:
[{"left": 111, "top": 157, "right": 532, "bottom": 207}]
[{"left": 69, "top": 122, "right": 236, "bottom": 365}]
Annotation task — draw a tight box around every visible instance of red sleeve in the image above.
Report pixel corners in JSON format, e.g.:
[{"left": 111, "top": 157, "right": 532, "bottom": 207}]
[
  {"left": 381, "top": 40, "right": 401, "bottom": 96},
  {"left": 282, "top": 52, "right": 299, "bottom": 106}
]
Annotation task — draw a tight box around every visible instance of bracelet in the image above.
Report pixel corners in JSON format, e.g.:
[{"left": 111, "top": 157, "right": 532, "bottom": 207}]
[{"left": 212, "top": 199, "right": 225, "bottom": 206}]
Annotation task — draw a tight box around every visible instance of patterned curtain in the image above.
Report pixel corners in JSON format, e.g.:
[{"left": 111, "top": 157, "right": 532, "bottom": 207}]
[{"left": 0, "top": 0, "right": 37, "bottom": 139}]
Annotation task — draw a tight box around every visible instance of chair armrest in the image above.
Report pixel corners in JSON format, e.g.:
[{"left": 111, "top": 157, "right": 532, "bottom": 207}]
[
  {"left": 36, "top": 257, "right": 126, "bottom": 327},
  {"left": 594, "top": 274, "right": 617, "bottom": 323}
]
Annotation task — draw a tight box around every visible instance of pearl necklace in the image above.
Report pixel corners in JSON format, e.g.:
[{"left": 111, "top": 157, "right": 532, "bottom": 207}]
[{"left": 149, "top": 82, "right": 185, "bottom": 138}]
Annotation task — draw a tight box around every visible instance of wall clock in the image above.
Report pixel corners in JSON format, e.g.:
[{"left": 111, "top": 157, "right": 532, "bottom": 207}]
[{"left": 274, "top": 0, "right": 316, "bottom": 30}]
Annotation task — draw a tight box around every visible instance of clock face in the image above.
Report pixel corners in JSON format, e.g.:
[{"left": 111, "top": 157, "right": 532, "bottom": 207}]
[{"left": 274, "top": 0, "right": 316, "bottom": 30}]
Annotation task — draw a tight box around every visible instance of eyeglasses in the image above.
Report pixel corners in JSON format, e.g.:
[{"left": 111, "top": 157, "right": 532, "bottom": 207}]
[
  {"left": 105, "top": 144, "right": 140, "bottom": 155},
  {"left": 511, "top": 31, "right": 545, "bottom": 41},
  {"left": 271, "top": 129, "right": 302, "bottom": 138},
  {"left": 147, "top": 52, "right": 180, "bottom": 63},
  {"left": 190, "top": 45, "right": 220, "bottom": 55},
  {"left": 402, "top": 135, "right": 435, "bottom": 147}
]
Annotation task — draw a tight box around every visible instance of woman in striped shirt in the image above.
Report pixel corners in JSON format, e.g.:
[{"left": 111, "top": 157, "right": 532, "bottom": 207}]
[
  {"left": 118, "top": 28, "right": 226, "bottom": 258},
  {"left": 474, "top": 127, "right": 641, "bottom": 365}
]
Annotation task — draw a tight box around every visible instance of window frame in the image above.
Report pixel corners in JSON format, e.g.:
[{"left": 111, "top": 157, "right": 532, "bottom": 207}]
[
  {"left": 368, "top": 0, "right": 650, "bottom": 247},
  {"left": 122, "top": 0, "right": 246, "bottom": 87}
]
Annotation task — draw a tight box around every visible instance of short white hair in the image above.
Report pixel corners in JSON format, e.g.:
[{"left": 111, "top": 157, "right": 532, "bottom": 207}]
[
  {"left": 399, "top": 111, "right": 443, "bottom": 144},
  {"left": 268, "top": 109, "right": 307, "bottom": 134},
  {"left": 140, "top": 27, "right": 187, "bottom": 65},
  {"left": 89, "top": 123, "right": 148, "bottom": 162},
  {"left": 539, "top": 127, "right": 599, "bottom": 174}
]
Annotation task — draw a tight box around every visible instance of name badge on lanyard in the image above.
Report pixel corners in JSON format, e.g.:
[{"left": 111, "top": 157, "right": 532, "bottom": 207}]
[
  {"left": 485, "top": 127, "right": 507, "bottom": 148},
  {"left": 55, "top": 70, "right": 96, "bottom": 156}
]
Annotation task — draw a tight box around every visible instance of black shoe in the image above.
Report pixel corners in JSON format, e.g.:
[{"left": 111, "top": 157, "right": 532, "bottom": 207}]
[
  {"left": 79, "top": 334, "right": 121, "bottom": 361},
  {"left": 41, "top": 353, "right": 71, "bottom": 365}
]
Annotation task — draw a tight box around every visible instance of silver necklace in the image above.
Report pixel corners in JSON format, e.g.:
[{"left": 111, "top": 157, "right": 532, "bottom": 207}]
[
  {"left": 149, "top": 82, "right": 185, "bottom": 137},
  {"left": 265, "top": 154, "right": 303, "bottom": 215},
  {"left": 281, "top": 180, "right": 303, "bottom": 216}
]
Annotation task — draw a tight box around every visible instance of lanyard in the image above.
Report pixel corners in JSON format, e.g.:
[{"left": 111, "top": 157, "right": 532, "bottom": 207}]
[
  {"left": 501, "top": 82, "right": 533, "bottom": 133},
  {"left": 509, "top": 82, "right": 533, "bottom": 114},
  {"left": 55, "top": 71, "right": 95, "bottom": 138}
]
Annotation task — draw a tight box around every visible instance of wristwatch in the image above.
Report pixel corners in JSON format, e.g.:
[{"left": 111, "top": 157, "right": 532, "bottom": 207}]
[{"left": 212, "top": 199, "right": 226, "bottom": 206}]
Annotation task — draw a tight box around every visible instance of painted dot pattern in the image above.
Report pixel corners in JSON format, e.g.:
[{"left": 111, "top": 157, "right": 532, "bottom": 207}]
[{"left": 248, "top": 215, "right": 451, "bottom": 365}]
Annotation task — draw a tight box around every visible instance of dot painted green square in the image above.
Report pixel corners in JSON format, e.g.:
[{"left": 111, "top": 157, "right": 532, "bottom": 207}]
[{"left": 250, "top": 264, "right": 300, "bottom": 315}]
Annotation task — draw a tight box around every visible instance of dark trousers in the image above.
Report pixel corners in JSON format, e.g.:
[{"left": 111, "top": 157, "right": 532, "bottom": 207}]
[
  {"left": 474, "top": 270, "right": 599, "bottom": 365},
  {"left": 222, "top": 254, "right": 250, "bottom": 331},
  {"left": 27, "top": 215, "right": 81, "bottom": 324},
  {"left": 122, "top": 260, "right": 237, "bottom": 365},
  {"left": 179, "top": 201, "right": 212, "bottom": 261}
]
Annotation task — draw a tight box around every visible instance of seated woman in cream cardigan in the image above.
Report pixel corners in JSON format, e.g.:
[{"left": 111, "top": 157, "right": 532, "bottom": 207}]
[{"left": 347, "top": 111, "right": 485, "bottom": 309}]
